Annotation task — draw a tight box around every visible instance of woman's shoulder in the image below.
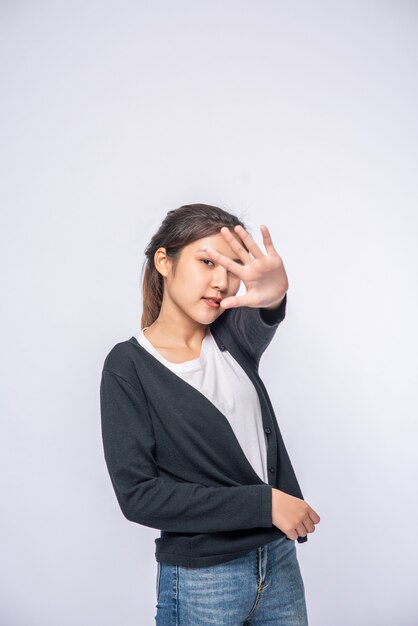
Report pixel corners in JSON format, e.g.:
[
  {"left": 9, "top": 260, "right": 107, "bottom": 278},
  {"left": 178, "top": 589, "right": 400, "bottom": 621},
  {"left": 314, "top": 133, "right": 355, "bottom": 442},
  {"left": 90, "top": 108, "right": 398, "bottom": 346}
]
[{"left": 102, "top": 336, "right": 147, "bottom": 380}]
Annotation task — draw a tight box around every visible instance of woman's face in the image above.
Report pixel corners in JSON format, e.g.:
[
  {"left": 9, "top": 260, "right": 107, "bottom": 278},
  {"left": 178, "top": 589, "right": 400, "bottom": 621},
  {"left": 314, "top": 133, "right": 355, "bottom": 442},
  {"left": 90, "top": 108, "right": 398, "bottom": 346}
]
[{"left": 159, "top": 230, "right": 244, "bottom": 325}]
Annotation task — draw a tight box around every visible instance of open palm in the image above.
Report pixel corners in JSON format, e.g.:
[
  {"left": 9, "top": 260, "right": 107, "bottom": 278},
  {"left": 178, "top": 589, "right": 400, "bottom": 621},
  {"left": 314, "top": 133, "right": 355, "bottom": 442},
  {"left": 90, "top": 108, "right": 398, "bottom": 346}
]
[{"left": 203, "top": 223, "right": 289, "bottom": 310}]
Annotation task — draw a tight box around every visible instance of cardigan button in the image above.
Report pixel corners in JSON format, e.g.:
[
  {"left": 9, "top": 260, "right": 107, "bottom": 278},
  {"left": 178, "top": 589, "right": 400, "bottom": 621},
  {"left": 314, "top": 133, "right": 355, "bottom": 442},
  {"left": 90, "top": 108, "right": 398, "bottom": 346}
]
[
  {"left": 269, "top": 466, "right": 275, "bottom": 473},
  {"left": 264, "top": 427, "right": 271, "bottom": 435}
]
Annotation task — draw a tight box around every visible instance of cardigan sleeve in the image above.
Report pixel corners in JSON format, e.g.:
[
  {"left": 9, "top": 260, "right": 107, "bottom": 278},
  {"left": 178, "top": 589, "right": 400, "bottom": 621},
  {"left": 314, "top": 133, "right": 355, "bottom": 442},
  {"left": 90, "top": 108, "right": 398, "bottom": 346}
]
[
  {"left": 221, "top": 292, "right": 287, "bottom": 367},
  {"left": 100, "top": 368, "right": 273, "bottom": 534}
]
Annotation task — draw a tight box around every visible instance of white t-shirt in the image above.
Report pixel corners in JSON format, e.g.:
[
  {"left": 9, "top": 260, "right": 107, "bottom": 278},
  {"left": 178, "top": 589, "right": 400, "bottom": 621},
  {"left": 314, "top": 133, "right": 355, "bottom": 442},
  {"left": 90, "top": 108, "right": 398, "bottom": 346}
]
[{"left": 134, "top": 325, "right": 268, "bottom": 483}]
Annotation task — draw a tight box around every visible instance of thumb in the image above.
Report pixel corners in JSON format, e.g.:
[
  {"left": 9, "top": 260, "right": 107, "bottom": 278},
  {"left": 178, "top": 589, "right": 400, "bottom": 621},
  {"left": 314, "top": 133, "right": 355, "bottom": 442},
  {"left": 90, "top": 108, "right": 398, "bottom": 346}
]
[{"left": 220, "top": 294, "right": 250, "bottom": 310}]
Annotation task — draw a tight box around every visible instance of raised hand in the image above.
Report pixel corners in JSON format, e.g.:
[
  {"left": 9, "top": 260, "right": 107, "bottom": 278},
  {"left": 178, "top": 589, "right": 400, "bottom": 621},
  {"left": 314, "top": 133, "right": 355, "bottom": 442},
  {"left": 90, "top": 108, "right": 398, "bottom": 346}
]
[{"left": 202, "top": 224, "right": 289, "bottom": 310}]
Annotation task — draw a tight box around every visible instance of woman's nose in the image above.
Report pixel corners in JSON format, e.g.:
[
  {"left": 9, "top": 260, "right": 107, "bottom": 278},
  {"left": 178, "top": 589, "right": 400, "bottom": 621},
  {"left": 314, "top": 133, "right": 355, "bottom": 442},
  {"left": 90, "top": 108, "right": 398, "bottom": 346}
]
[{"left": 210, "top": 266, "right": 229, "bottom": 290}]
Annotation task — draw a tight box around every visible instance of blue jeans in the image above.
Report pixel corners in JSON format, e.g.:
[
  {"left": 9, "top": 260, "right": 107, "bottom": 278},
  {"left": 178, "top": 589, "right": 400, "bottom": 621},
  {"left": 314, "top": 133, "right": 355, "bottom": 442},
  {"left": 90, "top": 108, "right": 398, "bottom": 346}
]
[{"left": 155, "top": 536, "right": 309, "bottom": 625}]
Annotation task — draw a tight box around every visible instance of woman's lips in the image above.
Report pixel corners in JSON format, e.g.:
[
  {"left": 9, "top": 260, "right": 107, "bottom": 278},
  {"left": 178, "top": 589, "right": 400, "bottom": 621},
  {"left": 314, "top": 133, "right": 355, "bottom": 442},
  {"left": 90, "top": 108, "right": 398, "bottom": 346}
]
[{"left": 202, "top": 298, "right": 220, "bottom": 308}]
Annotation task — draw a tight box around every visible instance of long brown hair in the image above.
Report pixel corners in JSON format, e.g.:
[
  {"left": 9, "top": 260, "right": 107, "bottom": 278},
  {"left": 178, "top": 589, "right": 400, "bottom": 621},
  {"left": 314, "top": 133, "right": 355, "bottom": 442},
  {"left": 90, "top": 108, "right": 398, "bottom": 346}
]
[{"left": 140, "top": 203, "right": 250, "bottom": 329}]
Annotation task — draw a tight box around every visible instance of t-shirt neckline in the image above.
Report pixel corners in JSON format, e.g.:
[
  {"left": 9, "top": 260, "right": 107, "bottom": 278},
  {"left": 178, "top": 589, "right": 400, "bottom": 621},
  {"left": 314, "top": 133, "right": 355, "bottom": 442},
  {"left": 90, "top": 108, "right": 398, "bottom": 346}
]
[{"left": 138, "top": 326, "right": 211, "bottom": 370}]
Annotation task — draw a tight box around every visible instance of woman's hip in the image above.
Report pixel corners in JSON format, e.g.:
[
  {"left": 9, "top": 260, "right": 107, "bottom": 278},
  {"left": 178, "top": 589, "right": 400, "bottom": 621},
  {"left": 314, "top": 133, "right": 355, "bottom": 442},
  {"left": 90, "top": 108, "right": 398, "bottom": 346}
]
[{"left": 155, "top": 535, "right": 308, "bottom": 625}]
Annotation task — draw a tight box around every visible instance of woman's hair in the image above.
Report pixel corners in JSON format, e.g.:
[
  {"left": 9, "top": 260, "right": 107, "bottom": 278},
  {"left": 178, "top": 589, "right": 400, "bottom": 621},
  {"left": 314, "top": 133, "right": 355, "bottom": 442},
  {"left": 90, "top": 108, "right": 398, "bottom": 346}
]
[{"left": 140, "top": 203, "right": 250, "bottom": 329}]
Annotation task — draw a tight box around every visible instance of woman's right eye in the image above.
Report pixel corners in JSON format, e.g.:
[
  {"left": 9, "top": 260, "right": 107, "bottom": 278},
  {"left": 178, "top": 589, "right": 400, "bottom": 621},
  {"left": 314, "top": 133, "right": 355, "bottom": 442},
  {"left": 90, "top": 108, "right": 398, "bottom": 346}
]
[{"left": 201, "top": 259, "right": 214, "bottom": 267}]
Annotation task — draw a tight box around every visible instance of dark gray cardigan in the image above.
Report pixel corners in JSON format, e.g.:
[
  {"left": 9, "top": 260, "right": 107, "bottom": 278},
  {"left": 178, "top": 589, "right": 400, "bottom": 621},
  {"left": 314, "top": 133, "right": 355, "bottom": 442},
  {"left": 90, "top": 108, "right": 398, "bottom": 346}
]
[{"left": 100, "top": 292, "right": 307, "bottom": 568}]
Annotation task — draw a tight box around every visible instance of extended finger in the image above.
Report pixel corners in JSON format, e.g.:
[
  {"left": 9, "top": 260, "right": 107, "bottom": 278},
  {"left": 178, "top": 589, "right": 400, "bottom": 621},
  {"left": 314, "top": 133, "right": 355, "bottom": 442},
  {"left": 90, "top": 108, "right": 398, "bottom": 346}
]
[
  {"left": 232, "top": 224, "right": 265, "bottom": 259},
  {"left": 218, "top": 226, "right": 252, "bottom": 264},
  {"left": 260, "top": 224, "right": 279, "bottom": 256},
  {"left": 202, "top": 246, "right": 245, "bottom": 280}
]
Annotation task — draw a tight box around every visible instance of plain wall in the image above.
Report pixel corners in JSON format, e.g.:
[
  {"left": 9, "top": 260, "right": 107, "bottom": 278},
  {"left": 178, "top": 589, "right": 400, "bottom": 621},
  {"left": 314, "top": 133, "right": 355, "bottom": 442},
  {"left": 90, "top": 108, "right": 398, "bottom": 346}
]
[{"left": 1, "top": 1, "right": 417, "bottom": 624}]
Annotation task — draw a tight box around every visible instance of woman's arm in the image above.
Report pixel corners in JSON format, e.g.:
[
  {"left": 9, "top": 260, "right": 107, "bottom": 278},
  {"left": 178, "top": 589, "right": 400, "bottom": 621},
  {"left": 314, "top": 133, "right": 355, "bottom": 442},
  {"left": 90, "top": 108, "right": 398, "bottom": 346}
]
[
  {"left": 100, "top": 368, "right": 273, "bottom": 534},
  {"left": 215, "top": 292, "right": 287, "bottom": 367},
  {"left": 203, "top": 224, "right": 289, "bottom": 367}
]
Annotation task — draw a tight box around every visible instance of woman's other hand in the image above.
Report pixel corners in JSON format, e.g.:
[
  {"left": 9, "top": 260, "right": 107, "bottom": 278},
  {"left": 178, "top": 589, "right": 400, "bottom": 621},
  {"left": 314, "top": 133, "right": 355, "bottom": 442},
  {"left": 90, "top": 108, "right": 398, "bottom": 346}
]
[{"left": 272, "top": 488, "right": 321, "bottom": 540}]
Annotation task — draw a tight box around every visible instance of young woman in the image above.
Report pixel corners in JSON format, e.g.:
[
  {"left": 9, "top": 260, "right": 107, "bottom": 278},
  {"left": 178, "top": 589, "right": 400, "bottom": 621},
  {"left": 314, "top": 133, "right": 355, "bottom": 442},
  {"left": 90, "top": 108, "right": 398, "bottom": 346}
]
[{"left": 100, "top": 203, "right": 320, "bottom": 625}]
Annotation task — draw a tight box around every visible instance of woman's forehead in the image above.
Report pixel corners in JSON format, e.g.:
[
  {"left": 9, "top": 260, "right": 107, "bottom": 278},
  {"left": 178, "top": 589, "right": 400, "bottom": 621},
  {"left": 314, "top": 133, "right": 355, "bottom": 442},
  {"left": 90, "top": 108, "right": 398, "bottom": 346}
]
[{"left": 192, "top": 230, "right": 242, "bottom": 251}]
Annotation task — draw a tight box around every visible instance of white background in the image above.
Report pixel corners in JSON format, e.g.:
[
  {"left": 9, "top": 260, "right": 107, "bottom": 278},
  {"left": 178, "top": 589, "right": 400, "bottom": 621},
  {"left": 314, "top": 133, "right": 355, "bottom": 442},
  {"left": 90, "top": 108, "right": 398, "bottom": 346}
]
[{"left": 1, "top": 1, "right": 417, "bottom": 624}]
